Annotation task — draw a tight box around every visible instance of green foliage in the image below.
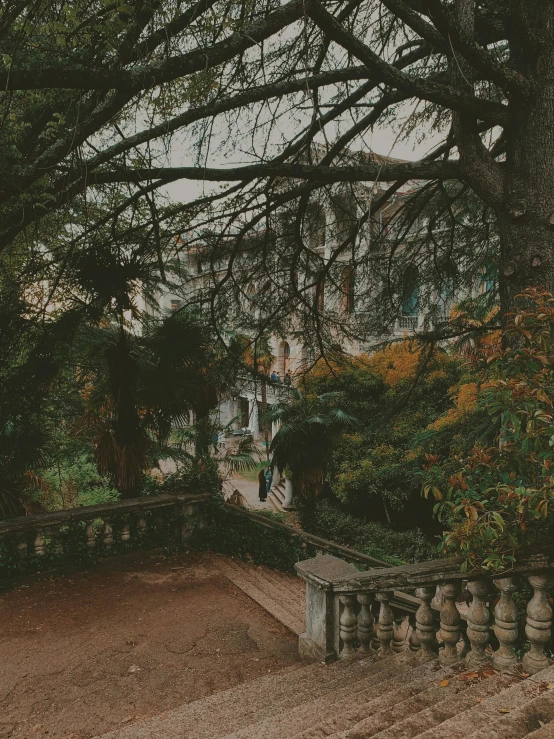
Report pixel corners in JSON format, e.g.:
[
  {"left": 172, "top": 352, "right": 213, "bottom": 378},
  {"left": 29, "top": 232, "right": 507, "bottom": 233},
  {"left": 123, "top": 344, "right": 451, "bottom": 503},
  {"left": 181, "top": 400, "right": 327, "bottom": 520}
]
[
  {"left": 41, "top": 453, "right": 119, "bottom": 509},
  {"left": 0, "top": 273, "right": 88, "bottom": 515},
  {"left": 302, "top": 348, "right": 470, "bottom": 522},
  {"left": 189, "top": 494, "right": 307, "bottom": 572},
  {"left": 267, "top": 388, "right": 359, "bottom": 501},
  {"left": 423, "top": 289, "right": 554, "bottom": 571},
  {"left": 298, "top": 500, "right": 435, "bottom": 565},
  {"left": 237, "top": 460, "right": 271, "bottom": 483},
  {"left": 162, "top": 456, "right": 222, "bottom": 496},
  {"left": 77, "top": 309, "right": 218, "bottom": 496}
]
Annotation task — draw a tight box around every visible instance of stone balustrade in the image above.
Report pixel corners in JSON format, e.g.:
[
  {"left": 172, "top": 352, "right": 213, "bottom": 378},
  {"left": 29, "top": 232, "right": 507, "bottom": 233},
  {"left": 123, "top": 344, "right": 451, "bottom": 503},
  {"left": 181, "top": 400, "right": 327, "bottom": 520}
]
[
  {"left": 0, "top": 492, "right": 209, "bottom": 563},
  {"left": 296, "top": 553, "right": 554, "bottom": 674}
]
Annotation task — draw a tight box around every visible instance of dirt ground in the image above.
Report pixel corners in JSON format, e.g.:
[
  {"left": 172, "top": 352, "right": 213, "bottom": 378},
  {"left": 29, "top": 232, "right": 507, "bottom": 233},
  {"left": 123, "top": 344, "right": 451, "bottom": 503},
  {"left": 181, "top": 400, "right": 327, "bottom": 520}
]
[{"left": 0, "top": 551, "right": 300, "bottom": 739}]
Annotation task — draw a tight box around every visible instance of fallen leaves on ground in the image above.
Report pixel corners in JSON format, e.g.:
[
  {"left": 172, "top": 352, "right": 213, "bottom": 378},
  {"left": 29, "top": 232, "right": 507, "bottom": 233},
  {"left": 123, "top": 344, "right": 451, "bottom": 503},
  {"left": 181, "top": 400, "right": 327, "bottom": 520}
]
[{"left": 457, "top": 667, "right": 498, "bottom": 682}]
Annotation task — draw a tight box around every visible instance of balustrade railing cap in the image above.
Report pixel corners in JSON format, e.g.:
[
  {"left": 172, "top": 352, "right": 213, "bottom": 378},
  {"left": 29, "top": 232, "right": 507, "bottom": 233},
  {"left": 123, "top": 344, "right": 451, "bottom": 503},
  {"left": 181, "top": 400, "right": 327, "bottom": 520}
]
[
  {"left": 328, "top": 548, "right": 554, "bottom": 592},
  {"left": 295, "top": 554, "right": 359, "bottom": 587},
  {"left": 0, "top": 491, "right": 210, "bottom": 535}
]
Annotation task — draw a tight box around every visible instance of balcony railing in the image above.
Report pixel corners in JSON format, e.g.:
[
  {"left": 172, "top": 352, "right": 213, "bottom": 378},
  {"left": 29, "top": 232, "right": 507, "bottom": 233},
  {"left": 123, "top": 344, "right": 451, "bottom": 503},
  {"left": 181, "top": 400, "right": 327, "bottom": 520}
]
[
  {"left": 296, "top": 550, "right": 554, "bottom": 671},
  {"left": 240, "top": 376, "right": 295, "bottom": 399},
  {"left": 397, "top": 315, "right": 419, "bottom": 331}
]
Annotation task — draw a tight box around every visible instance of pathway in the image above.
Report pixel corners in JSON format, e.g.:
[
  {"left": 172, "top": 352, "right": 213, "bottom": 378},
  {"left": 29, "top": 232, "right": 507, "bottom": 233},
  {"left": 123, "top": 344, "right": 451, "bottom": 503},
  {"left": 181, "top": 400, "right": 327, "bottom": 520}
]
[
  {"left": 224, "top": 474, "right": 274, "bottom": 512},
  {"left": 0, "top": 551, "right": 299, "bottom": 739}
]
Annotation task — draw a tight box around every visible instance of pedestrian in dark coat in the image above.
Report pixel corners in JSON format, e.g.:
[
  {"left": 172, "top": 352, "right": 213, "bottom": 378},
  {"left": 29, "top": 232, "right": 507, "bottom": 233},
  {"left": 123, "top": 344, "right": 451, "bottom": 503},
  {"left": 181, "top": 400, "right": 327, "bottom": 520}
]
[{"left": 258, "top": 468, "right": 267, "bottom": 501}]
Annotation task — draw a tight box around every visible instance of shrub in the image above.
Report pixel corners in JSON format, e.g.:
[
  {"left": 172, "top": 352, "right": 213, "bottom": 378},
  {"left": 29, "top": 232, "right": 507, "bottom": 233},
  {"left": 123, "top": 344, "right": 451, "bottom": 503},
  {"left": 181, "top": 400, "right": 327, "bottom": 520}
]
[
  {"left": 40, "top": 453, "right": 119, "bottom": 509},
  {"left": 298, "top": 499, "right": 435, "bottom": 564},
  {"left": 423, "top": 288, "right": 554, "bottom": 571},
  {"left": 189, "top": 494, "right": 307, "bottom": 572}
]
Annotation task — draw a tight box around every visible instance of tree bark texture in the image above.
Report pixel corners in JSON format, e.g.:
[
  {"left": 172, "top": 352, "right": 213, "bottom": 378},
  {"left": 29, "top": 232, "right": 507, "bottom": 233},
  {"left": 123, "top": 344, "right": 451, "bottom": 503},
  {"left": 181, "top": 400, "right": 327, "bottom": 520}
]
[{"left": 497, "top": 1, "right": 554, "bottom": 313}]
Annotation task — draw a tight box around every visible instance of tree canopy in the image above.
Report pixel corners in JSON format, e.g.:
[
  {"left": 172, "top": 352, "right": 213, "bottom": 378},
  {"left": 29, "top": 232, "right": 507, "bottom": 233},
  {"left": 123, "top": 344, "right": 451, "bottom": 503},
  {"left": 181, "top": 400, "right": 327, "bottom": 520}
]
[{"left": 2, "top": 0, "right": 554, "bottom": 382}]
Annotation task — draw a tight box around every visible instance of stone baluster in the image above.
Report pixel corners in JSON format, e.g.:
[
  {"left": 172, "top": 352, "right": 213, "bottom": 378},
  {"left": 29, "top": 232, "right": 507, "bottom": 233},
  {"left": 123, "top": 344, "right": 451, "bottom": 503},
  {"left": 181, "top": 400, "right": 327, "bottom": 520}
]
[
  {"left": 174, "top": 502, "right": 184, "bottom": 544},
  {"left": 18, "top": 537, "right": 28, "bottom": 557},
  {"left": 408, "top": 614, "right": 421, "bottom": 653},
  {"left": 370, "top": 601, "right": 380, "bottom": 652},
  {"left": 522, "top": 573, "right": 553, "bottom": 675},
  {"left": 34, "top": 529, "right": 46, "bottom": 556},
  {"left": 120, "top": 517, "right": 131, "bottom": 543},
  {"left": 493, "top": 577, "right": 519, "bottom": 671},
  {"left": 103, "top": 518, "right": 113, "bottom": 549},
  {"left": 459, "top": 628, "right": 471, "bottom": 658},
  {"left": 137, "top": 516, "right": 147, "bottom": 536},
  {"left": 357, "top": 593, "right": 374, "bottom": 654},
  {"left": 466, "top": 580, "right": 491, "bottom": 667},
  {"left": 338, "top": 594, "right": 358, "bottom": 658},
  {"left": 392, "top": 613, "right": 408, "bottom": 653},
  {"left": 439, "top": 581, "right": 462, "bottom": 665},
  {"left": 85, "top": 520, "right": 96, "bottom": 549},
  {"left": 53, "top": 529, "right": 63, "bottom": 555},
  {"left": 415, "top": 586, "right": 436, "bottom": 659},
  {"left": 375, "top": 590, "right": 394, "bottom": 656}
]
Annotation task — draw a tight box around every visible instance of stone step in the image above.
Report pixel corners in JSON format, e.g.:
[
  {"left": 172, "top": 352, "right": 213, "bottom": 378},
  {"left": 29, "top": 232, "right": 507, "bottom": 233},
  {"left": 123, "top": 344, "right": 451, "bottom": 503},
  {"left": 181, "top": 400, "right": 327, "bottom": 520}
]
[
  {"left": 527, "top": 720, "right": 554, "bottom": 738},
  {"left": 222, "top": 653, "right": 414, "bottom": 739},
  {"left": 289, "top": 659, "right": 476, "bottom": 739},
  {"left": 269, "top": 494, "right": 284, "bottom": 513},
  {"left": 224, "top": 654, "right": 439, "bottom": 739},
  {"left": 464, "top": 683, "right": 554, "bottom": 739},
  {"left": 410, "top": 664, "right": 554, "bottom": 739},
  {"left": 215, "top": 557, "right": 304, "bottom": 633},
  {"left": 224, "top": 558, "right": 305, "bottom": 621},
  {"left": 242, "top": 560, "right": 305, "bottom": 606},
  {"left": 96, "top": 652, "right": 388, "bottom": 739},
  {"left": 346, "top": 668, "right": 515, "bottom": 739},
  {"left": 268, "top": 490, "right": 287, "bottom": 513},
  {"left": 96, "top": 648, "right": 554, "bottom": 739}
]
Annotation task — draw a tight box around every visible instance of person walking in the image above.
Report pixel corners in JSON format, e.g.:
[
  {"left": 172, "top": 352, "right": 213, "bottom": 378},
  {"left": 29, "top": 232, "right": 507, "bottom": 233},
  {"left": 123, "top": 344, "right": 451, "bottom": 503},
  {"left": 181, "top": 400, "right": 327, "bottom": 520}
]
[
  {"left": 258, "top": 468, "right": 267, "bottom": 501},
  {"left": 265, "top": 466, "right": 273, "bottom": 496}
]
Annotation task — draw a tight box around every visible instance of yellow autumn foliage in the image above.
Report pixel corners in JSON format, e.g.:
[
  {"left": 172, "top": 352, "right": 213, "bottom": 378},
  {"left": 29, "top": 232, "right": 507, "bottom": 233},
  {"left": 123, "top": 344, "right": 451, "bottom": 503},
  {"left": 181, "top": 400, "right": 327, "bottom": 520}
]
[
  {"left": 367, "top": 341, "right": 452, "bottom": 387},
  {"left": 429, "top": 381, "right": 479, "bottom": 430}
]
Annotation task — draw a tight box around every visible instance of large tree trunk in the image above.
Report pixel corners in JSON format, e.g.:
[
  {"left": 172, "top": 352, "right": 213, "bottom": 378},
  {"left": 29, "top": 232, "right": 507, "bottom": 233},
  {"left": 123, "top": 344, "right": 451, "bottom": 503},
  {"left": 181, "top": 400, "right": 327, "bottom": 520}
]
[
  {"left": 453, "top": 0, "right": 554, "bottom": 319},
  {"left": 496, "top": 1, "right": 554, "bottom": 314}
]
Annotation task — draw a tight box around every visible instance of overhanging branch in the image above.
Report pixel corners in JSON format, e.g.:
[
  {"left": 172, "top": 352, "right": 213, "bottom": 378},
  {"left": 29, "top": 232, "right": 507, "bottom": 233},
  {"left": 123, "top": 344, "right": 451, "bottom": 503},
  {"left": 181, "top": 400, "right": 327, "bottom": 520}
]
[
  {"left": 306, "top": 0, "right": 510, "bottom": 127},
  {"left": 88, "top": 160, "right": 461, "bottom": 185}
]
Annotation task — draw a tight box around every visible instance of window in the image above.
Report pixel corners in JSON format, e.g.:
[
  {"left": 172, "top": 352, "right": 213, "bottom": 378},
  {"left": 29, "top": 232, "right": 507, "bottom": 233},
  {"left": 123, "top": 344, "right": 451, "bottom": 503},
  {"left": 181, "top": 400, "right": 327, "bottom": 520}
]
[
  {"left": 401, "top": 267, "right": 419, "bottom": 316},
  {"left": 477, "top": 263, "right": 496, "bottom": 295},
  {"left": 342, "top": 267, "right": 355, "bottom": 315},
  {"left": 170, "top": 299, "right": 183, "bottom": 311},
  {"left": 279, "top": 341, "right": 291, "bottom": 375}
]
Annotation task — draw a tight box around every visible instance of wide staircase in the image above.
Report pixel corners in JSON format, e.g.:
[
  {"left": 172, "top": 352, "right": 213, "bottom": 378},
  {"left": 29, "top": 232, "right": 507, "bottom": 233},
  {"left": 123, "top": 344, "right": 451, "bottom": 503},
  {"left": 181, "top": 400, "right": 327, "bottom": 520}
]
[
  {"left": 4, "top": 491, "right": 553, "bottom": 738},
  {"left": 98, "top": 551, "right": 554, "bottom": 739},
  {"left": 215, "top": 555, "right": 306, "bottom": 635},
  {"left": 98, "top": 651, "right": 554, "bottom": 739}
]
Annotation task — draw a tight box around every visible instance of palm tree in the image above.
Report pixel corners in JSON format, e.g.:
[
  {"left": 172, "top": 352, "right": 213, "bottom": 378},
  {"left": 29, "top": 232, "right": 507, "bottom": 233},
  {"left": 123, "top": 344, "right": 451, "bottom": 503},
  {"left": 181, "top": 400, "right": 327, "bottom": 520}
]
[
  {"left": 77, "top": 310, "right": 213, "bottom": 497},
  {"left": 266, "top": 389, "right": 359, "bottom": 503}
]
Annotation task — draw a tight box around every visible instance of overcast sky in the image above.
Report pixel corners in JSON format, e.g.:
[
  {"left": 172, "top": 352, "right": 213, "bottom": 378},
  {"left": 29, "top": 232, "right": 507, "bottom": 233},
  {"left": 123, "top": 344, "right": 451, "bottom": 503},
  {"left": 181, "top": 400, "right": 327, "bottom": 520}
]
[{"left": 161, "top": 96, "right": 446, "bottom": 205}]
